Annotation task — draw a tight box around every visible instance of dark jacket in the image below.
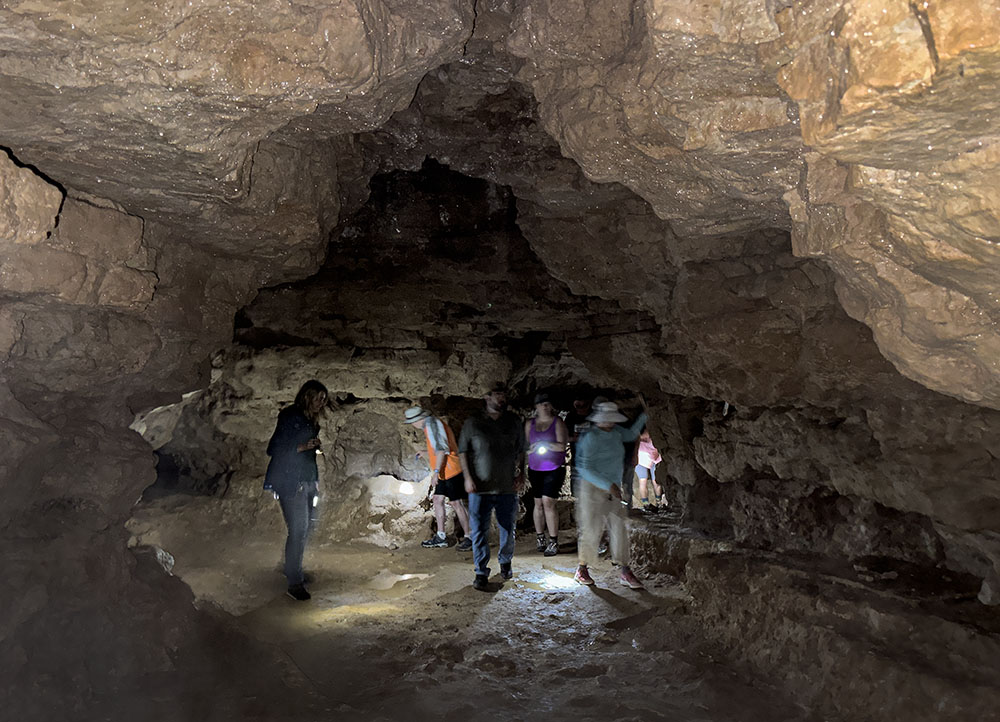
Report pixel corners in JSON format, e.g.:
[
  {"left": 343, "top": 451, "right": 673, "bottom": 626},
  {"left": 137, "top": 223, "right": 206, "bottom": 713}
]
[{"left": 264, "top": 406, "right": 319, "bottom": 495}]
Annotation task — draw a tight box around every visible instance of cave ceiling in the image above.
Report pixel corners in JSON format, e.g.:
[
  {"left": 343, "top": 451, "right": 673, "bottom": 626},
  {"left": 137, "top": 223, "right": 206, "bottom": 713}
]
[{"left": 0, "top": 0, "right": 998, "bottom": 409}]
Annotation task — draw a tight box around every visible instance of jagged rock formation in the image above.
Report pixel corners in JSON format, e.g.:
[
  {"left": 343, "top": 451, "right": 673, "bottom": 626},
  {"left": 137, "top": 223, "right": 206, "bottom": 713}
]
[{"left": 1, "top": 1, "right": 999, "bottom": 720}]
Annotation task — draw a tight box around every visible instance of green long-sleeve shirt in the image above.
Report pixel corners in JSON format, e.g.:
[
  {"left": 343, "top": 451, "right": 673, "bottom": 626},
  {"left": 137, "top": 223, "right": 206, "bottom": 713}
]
[{"left": 575, "top": 412, "right": 648, "bottom": 491}]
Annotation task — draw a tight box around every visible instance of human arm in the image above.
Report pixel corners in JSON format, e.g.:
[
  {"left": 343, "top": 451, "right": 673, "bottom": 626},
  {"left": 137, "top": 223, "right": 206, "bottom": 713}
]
[
  {"left": 514, "top": 417, "right": 527, "bottom": 492},
  {"left": 619, "top": 411, "right": 649, "bottom": 443},
  {"left": 426, "top": 418, "right": 451, "bottom": 479},
  {"left": 458, "top": 420, "right": 478, "bottom": 494},
  {"left": 267, "top": 410, "right": 320, "bottom": 455},
  {"left": 514, "top": 452, "right": 526, "bottom": 493},
  {"left": 554, "top": 417, "right": 568, "bottom": 454},
  {"left": 459, "top": 453, "right": 477, "bottom": 494},
  {"left": 296, "top": 438, "right": 321, "bottom": 453}
]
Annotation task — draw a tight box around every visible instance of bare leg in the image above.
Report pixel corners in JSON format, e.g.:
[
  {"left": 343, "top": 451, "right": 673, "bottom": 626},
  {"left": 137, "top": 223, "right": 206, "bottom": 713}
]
[
  {"left": 639, "top": 476, "right": 649, "bottom": 501},
  {"left": 450, "top": 498, "right": 471, "bottom": 536},
  {"left": 533, "top": 497, "right": 546, "bottom": 535},
  {"left": 433, "top": 494, "right": 447, "bottom": 535},
  {"left": 542, "top": 496, "right": 559, "bottom": 538}
]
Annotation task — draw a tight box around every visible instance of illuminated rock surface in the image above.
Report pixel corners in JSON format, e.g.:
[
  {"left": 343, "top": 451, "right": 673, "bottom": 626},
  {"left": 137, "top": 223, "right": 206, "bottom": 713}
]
[{"left": 1, "top": 0, "right": 999, "bottom": 719}]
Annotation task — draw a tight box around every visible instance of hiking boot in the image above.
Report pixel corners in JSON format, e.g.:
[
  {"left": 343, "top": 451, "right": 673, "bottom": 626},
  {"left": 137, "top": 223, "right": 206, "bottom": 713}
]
[
  {"left": 500, "top": 563, "right": 513, "bottom": 580},
  {"left": 472, "top": 574, "right": 489, "bottom": 591},
  {"left": 574, "top": 566, "right": 595, "bottom": 586},
  {"left": 543, "top": 538, "right": 559, "bottom": 557},
  {"left": 455, "top": 537, "right": 473, "bottom": 552},
  {"left": 421, "top": 532, "right": 448, "bottom": 548},
  {"left": 642, "top": 502, "right": 658, "bottom": 513},
  {"left": 536, "top": 533, "right": 547, "bottom": 552},
  {"left": 286, "top": 584, "right": 311, "bottom": 601},
  {"left": 619, "top": 567, "right": 644, "bottom": 589}
]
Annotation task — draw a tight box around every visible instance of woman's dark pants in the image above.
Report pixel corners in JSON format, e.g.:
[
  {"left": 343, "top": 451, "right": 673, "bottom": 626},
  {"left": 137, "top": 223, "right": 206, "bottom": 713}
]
[{"left": 278, "top": 482, "right": 318, "bottom": 586}]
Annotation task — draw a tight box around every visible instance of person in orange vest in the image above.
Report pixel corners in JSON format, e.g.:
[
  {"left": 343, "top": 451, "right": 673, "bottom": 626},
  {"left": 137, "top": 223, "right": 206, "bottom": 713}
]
[{"left": 404, "top": 406, "right": 472, "bottom": 551}]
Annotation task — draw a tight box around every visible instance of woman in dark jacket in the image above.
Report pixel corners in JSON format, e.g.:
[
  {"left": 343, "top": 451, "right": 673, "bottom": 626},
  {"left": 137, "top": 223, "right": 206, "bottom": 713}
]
[{"left": 264, "top": 380, "right": 328, "bottom": 601}]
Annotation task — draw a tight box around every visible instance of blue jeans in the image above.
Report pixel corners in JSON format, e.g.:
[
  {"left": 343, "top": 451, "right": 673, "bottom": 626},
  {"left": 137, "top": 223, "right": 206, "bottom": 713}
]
[
  {"left": 278, "top": 481, "right": 318, "bottom": 586},
  {"left": 468, "top": 492, "right": 517, "bottom": 577}
]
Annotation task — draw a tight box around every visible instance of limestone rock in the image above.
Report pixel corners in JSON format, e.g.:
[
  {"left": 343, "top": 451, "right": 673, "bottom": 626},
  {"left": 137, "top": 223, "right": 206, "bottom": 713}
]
[
  {"left": 0, "top": 0, "right": 473, "bottom": 252},
  {"left": 774, "top": 0, "right": 1000, "bottom": 407},
  {"left": 0, "top": 151, "right": 61, "bottom": 246}
]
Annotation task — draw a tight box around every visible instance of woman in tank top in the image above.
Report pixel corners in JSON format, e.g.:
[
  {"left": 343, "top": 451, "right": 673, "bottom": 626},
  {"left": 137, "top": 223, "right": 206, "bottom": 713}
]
[{"left": 524, "top": 392, "right": 568, "bottom": 556}]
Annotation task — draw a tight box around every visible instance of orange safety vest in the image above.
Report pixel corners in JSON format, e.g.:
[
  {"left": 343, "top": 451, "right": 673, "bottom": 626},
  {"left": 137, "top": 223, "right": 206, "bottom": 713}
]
[{"left": 424, "top": 418, "right": 463, "bottom": 480}]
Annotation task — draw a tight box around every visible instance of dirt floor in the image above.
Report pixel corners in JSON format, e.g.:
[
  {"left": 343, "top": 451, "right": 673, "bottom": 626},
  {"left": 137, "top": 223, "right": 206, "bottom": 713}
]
[{"left": 128, "top": 496, "right": 814, "bottom": 722}]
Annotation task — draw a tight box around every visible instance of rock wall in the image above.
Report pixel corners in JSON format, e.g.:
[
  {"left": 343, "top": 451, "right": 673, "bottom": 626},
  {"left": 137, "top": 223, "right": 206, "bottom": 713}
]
[
  {"left": 1, "top": 1, "right": 999, "bottom": 719},
  {"left": 508, "top": 0, "right": 1000, "bottom": 408}
]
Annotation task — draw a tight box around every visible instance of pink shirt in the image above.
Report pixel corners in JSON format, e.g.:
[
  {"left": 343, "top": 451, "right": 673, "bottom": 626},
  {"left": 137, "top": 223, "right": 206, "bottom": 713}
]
[{"left": 637, "top": 439, "right": 660, "bottom": 468}]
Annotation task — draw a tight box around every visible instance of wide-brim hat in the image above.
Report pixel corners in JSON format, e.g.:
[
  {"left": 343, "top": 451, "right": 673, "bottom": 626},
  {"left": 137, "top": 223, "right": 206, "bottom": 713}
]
[
  {"left": 403, "top": 406, "right": 431, "bottom": 424},
  {"left": 588, "top": 401, "right": 627, "bottom": 424}
]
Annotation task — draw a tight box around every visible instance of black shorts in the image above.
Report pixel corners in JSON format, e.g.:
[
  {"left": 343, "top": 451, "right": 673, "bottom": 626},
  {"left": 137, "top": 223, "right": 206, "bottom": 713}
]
[
  {"left": 433, "top": 473, "right": 468, "bottom": 501},
  {"left": 528, "top": 467, "right": 566, "bottom": 499}
]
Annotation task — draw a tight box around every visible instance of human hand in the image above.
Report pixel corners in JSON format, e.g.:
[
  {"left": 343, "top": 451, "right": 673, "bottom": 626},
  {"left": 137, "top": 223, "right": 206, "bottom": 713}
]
[
  {"left": 636, "top": 392, "right": 648, "bottom": 412},
  {"left": 464, "top": 476, "right": 478, "bottom": 494},
  {"left": 297, "top": 438, "right": 322, "bottom": 452}
]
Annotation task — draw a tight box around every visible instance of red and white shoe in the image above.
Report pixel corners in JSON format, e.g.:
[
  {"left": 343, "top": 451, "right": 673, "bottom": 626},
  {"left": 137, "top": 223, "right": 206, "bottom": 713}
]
[
  {"left": 574, "top": 566, "right": 595, "bottom": 586},
  {"left": 619, "top": 566, "right": 644, "bottom": 589}
]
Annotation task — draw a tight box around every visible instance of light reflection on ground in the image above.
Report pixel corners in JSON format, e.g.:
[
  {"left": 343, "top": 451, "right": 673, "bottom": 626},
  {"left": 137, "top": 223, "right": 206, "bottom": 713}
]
[
  {"left": 368, "top": 569, "right": 433, "bottom": 591},
  {"left": 130, "top": 496, "right": 811, "bottom": 721}
]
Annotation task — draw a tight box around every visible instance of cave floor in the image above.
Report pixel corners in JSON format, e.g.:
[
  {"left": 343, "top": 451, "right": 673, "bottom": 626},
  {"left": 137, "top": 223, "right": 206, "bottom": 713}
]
[{"left": 129, "top": 496, "right": 814, "bottom": 722}]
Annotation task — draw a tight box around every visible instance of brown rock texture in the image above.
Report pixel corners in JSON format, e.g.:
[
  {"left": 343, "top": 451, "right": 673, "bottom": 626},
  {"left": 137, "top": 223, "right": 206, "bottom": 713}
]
[{"left": 1, "top": 0, "right": 999, "bottom": 719}]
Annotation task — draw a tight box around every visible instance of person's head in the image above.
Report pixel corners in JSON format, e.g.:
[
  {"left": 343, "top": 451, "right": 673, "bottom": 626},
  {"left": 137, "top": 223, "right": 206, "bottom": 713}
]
[
  {"left": 484, "top": 382, "right": 508, "bottom": 414},
  {"left": 534, "top": 392, "right": 554, "bottom": 418},
  {"left": 403, "top": 406, "right": 432, "bottom": 429},
  {"left": 588, "top": 401, "right": 627, "bottom": 430},
  {"left": 295, "top": 380, "right": 329, "bottom": 422},
  {"left": 639, "top": 428, "right": 651, "bottom": 442},
  {"left": 572, "top": 394, "right": 592, "bottom": 415}
]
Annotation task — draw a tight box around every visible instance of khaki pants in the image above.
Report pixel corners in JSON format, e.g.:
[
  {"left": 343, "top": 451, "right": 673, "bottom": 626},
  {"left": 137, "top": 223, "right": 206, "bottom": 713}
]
[{"left": 577, "top": 481, "right": 630, "bottom": 567}]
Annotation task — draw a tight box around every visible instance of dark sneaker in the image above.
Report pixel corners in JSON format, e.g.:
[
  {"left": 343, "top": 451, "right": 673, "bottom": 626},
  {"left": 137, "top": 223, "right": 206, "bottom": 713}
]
[
  {"left": 619, "top": 567, "right": 644, "bottom": 589},
  {"left": 574, "top": 566, "right": 595, "bottom": 586},
  {"left": 286, "top": 584, "right": 311, "bottom": 601},
  {"left": 543, "top": 539, "right": 559, "bottom": 557},
  {"left": 500, "top": 563, "right": 513, "bottom": 580},
  {"left": 421, "top": 534, "right": 448, "bottom": 548},
  {"left": 455, "top": 537, "right": 473, "bottom": 552},
  {"left": 473, "top": 574, "right": 489, "bottom": 591},
  {"left": 536, "top": 534, "right": 546, "bottom": 552}
]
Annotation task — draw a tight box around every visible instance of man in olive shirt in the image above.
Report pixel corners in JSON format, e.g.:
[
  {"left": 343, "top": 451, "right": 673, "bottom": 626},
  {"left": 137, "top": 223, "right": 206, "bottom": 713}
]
[{"left": 458, "top": 382, "right": 526, "bottom": 591}]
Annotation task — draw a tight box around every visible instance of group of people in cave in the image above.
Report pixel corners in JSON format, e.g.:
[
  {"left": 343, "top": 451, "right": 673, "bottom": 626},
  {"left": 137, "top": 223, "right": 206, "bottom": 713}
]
[{"left": 263, "top": 380, "right": 664, "bottom": 601}]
